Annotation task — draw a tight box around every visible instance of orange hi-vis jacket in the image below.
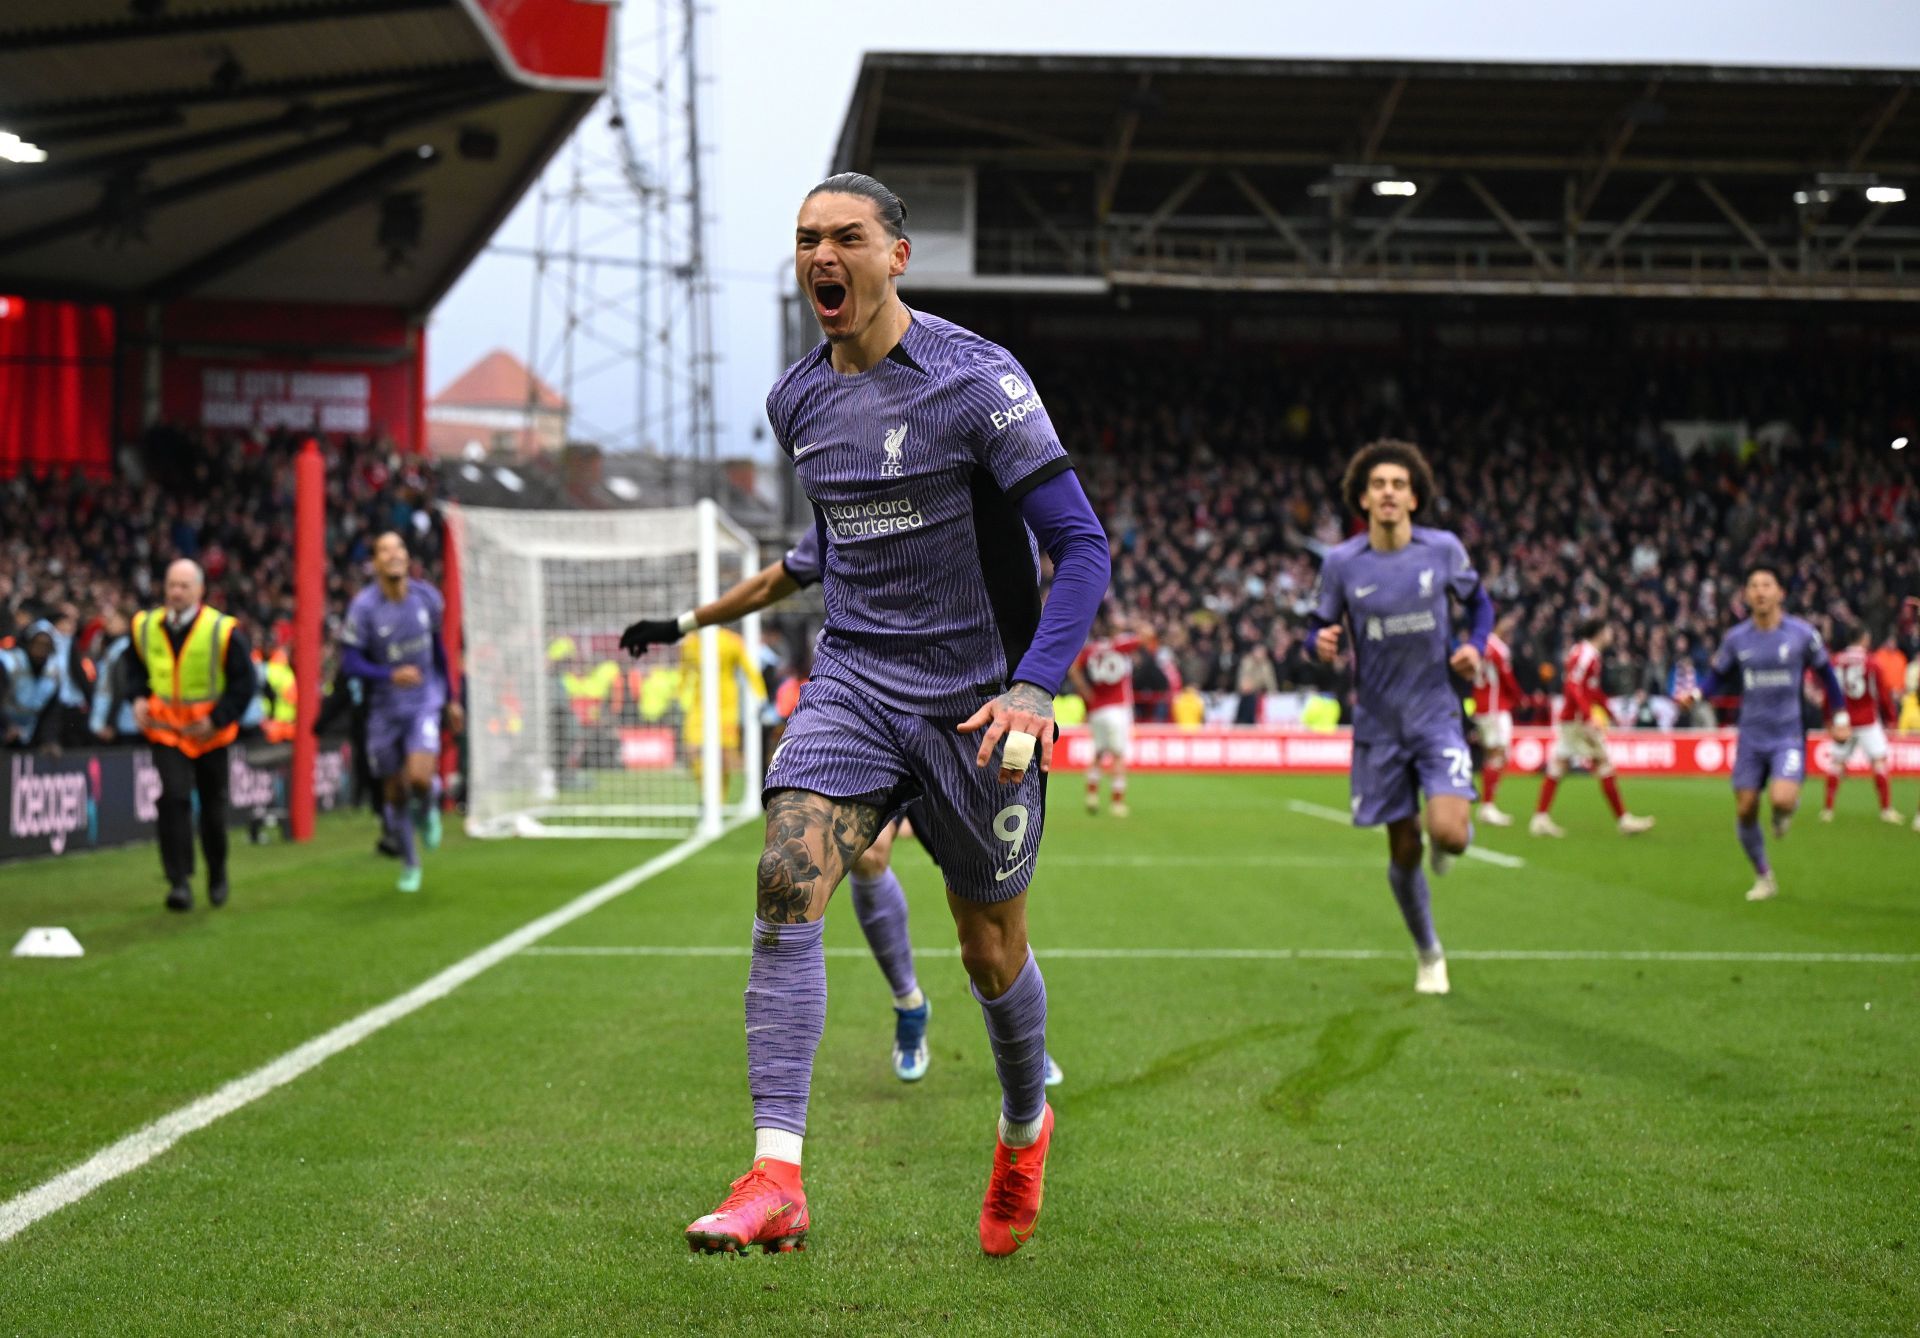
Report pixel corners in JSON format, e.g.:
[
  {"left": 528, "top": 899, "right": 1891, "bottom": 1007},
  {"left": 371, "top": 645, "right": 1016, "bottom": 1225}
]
[{"left": 133, "top": 605, "right": 240, "bottom": 758}]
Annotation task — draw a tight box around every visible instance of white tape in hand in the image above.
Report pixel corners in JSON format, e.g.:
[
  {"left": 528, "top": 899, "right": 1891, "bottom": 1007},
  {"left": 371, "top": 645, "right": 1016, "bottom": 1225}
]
[{"left": 1001, "top": 729, "right": 1037, "bottom": 776}]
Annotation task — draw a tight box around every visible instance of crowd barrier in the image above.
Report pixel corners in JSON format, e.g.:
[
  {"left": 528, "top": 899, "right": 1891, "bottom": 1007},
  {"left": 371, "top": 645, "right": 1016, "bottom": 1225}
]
[
  {"left": 3, "top": 738, "right": 359, "bottom": 863},
  {"left": 1052, "top": 725, "right": 1920, "bottom": 777}
]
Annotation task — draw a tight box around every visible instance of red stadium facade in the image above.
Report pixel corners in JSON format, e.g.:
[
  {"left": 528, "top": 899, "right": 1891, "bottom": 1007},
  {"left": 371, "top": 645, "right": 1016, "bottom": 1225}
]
[
  {"left": 0, "top": 0, "right": 610, "bottom": 473},
  {"left": 0, "top": 0, "right": 608, "bottom": 841}
]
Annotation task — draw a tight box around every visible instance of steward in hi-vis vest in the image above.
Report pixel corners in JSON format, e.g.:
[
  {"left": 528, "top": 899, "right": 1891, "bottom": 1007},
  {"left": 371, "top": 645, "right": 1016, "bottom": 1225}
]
[{"left": 127, "top": 559, "right": 255, "bottom": 913}]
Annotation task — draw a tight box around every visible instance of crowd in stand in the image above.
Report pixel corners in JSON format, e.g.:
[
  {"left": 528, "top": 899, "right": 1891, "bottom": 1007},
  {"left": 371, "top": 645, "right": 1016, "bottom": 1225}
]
[
  {"left": 1045, "top": 344, "right": 1919, "bottom": 723},
  {"left": 6, "top": 339, "right": 1919, "bottom": 748},
  {"left": 2, "top": 428, "right": 444, "bottom": 750}
]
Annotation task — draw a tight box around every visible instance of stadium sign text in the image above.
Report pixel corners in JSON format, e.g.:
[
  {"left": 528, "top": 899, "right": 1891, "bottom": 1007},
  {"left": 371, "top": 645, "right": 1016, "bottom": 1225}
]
[{"left": 1054, "top": 726, "right": 1920, "bottom": 776}]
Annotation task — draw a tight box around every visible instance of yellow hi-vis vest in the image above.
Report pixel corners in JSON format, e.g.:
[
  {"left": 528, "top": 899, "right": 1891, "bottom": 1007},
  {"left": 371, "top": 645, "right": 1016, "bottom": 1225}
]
[
  {"left": 133, "top": 605, "right": 238, "bottom": 757},
  {"left": 265, "top": 657, "right": 297, "bottom": 723}
]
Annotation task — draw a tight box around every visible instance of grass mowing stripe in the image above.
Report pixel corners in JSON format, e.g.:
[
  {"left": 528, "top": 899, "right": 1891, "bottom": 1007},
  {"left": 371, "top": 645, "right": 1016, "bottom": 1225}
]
[
  {"left": 0, "top": 819, "right": 750, "bottom": 1246},
  {"left": 519, "top": 944, "right": 1920, "bottom": 964},
  {"left": 1285, "top": 797, "right": 1527, "bottom": 868}
]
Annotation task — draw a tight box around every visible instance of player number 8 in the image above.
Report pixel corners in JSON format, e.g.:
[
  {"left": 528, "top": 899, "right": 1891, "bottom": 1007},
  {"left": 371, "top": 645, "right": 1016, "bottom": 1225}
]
[{"left": 992, "top": 803, "right": 1029, "bottom": 852}]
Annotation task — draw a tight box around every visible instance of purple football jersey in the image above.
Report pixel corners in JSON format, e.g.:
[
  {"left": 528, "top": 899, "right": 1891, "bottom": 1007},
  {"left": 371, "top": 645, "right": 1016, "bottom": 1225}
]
[
  {"left": 1314, "top": 526, "right": 1481, "bottom": 745},
  {"left": 343, "top": 579, "right": 445, "bottom": 716},
  {"left": 1707, "top": 616, "right": 1827, "bottom": 747},
  {"left": 782, "top": 525, "right": 822, "bottom": 588},
  {"left": 765, "top": 308, "right": 1069, "bottom": 717}
]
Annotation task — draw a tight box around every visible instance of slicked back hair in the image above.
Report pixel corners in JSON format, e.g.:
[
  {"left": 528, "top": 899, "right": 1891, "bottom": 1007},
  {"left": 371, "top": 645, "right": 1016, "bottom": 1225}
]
[{"left": 804, "top": 172, "right": 909, "bottom": 239}]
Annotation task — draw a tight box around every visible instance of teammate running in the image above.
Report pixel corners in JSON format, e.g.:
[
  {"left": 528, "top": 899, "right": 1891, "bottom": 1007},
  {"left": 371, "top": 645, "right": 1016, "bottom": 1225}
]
[
  {"left": 1530, "top": 619, "right": 1656, "bottom": 838},
  {"left": 339, "top": 532, "right": 459, "bottom": 894},
  {"left": 1312, "top": 439, "right": 1495, "bottom": 997},
  {"left": 1473, "top": 609, "right": 1522, "bottom": 826},
  {"left": 1678, "top": 563, "right": 1850, "bottom": 901},
  {"left": 680, "top": 173, "right": 1107, "bottom": 1258},
  {"left": 1821, "top": 624, "right": 1902, "bottom": 824},
  {"left": 1069, "top": 610, "right": 1140, "bottom": 816}
]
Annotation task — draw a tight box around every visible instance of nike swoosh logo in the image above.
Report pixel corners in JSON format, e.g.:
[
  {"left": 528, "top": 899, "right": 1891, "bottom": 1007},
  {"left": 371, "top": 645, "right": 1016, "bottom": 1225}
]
[
  {"left": 793, "top": 441, "right": 825, "bottom": 458},
  {"left": 1010, "top": 1221, "right": 1035, "bottom": 1245},
  {"left": 994, "top": 853, "right": 1033, "bottom": 883},
  {"left": 1354, "top": 584, "right": 1379, "bottom": 598}
]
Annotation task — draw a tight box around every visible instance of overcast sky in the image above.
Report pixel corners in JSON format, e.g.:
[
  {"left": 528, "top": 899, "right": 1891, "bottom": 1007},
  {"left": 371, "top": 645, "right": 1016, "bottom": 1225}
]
[{"left": 427, "top": 1, "right": 1920, "bottom": 462}]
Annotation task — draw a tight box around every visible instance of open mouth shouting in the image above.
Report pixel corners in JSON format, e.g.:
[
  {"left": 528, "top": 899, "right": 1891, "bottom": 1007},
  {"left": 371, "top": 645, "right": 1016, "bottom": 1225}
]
[{"left": 812, "top": 277, "right": 848, "bottom": 321}]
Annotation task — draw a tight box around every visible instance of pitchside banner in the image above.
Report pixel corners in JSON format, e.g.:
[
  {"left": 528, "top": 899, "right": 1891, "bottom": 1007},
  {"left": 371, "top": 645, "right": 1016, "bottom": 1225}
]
[
  {"left": 2, "top": 741, "right": 356, "bottom": 863},
  {"left": 1053, "top": 725, "right": 1920, "bottom": 777}
]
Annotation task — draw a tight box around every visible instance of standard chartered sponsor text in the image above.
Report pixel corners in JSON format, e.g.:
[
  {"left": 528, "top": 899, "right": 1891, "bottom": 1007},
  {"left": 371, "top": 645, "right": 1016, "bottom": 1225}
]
[
  {"left": 826, "top": 496, "right": 926, "bottom": 538},
  {"left": 1381, "top": 610, "right": 1439, "bottom": 637}
]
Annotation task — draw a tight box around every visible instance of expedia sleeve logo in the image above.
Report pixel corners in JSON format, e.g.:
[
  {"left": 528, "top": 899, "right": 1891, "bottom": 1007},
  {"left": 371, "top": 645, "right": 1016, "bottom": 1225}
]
[{"left": 989, "top": 371, "right": 1043, "bottom": 431}]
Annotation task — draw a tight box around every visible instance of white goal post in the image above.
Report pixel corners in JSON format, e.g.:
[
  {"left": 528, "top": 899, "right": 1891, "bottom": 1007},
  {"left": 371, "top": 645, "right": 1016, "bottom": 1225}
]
[{"left": 451, "top": 500, "right": 763, "bottom": 839}]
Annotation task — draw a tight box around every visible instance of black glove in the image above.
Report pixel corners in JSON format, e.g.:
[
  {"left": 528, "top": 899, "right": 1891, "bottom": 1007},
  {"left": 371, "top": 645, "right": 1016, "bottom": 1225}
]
[{"left": 620, "top": 618, "right": 683, "bottom": 657}]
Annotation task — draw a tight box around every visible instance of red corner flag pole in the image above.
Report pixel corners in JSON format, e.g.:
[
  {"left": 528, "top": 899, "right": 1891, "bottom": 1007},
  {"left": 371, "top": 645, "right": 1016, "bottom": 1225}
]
[{"left": 291, "top": 438, "right": 325, "bottom": 842}]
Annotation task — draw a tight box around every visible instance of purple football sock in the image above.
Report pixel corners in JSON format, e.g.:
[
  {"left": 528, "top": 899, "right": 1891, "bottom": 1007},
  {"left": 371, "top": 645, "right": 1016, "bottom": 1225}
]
[
  {"left": 386, "top": 801, "right": 416, "bottom": 867},
  {"left": 412, "top": 775, "right": 441, "bottom": 823},
  {"left": 745, "top": 917, "right": 827, "bottom": 1136},
  {"left": 1388, "top": 862, "right": 1438, "bottom": 953},
  {"left": 849, "top": 868, "right": 918, "bottom": 1000},
  {"left": 972, "top": 949, "right": 1048, "bottom": 1124},
  {"left": 1737, "top": 821, "right": 1770, "bottom": 876}
]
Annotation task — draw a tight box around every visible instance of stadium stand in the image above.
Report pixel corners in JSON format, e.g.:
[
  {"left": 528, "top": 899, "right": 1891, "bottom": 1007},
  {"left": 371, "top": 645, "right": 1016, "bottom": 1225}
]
[
  {"left": 807, "top": 53, "right": 1920, "bottom": 727},
  {"left": 1045, "top": 342, "right": 1919, "bottom": 714},
  {"left": 1, "top": 429, "right": 445, "bottom": 746}
]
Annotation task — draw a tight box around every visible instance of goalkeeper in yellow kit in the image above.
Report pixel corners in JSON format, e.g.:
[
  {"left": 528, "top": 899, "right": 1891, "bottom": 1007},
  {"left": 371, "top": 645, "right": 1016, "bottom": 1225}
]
[{"left": 676, "top": 624, "right": 765, "bottom": 798}]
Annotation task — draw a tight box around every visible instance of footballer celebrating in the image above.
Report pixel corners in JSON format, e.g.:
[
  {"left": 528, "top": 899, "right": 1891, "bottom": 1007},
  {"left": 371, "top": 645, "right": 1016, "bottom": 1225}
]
[
  {"left": 625, "top": 526, "right": 934, "bottom": 1086},
  {"left": 624, "top": 527, "right": 1072, "bottom": 1091},
  {"left": 338, "top": 531, "right": 460, "bottom": 894},
  {"left": 1679, "top": 563, "right": 1850, "bottom": 901},
  {"left": 1311, "top": 440, "right": 1495, "bottom": 996},
  {"left": 681, "top": 173, "right": 1108, "bottom": 1258}
]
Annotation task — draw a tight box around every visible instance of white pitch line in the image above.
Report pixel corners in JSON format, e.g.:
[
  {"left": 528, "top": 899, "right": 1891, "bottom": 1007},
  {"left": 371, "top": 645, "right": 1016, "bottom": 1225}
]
[
  {"left": 521, "top": 945, "right": 1920, "bottom": 965},
  {"left": 1045, "top": 853, "right": 1373, "bottom": 869},
  {"left": 0, "top": 820, "right": 750, "bottom": 1246},
  {"left": 1285, "top": 799, "right": 1526, "bottom": 869}
]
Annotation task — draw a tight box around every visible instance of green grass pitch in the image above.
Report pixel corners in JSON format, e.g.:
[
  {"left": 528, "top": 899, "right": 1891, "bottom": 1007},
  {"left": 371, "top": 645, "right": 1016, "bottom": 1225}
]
[{"left": 2, "top": 773, "right": 1916, "bottom": 1334}]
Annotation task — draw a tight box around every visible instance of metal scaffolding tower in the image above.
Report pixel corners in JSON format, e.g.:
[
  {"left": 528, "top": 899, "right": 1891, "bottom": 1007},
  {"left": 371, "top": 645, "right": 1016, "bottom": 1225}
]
[{"left": 499, "top": 0, "right": 717, "bottom": 485}]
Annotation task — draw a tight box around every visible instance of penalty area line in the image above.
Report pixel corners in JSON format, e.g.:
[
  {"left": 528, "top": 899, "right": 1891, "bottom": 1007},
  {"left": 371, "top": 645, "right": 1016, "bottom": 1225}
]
[
  {"left": 520, "top": 945, "right": 1920, "bottom": 965},
  {"left": 0, "top": 818, "right": 754, "bottom": 1247},
  {"left": 1285, "top": 798, "right": 1526, "bottom": 869}
]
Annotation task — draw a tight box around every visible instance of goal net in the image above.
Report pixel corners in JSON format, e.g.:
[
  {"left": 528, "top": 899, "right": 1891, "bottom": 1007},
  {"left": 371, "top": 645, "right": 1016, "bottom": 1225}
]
[{"left": 452, "top": 500, "right": 762, "bottom": 839}]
